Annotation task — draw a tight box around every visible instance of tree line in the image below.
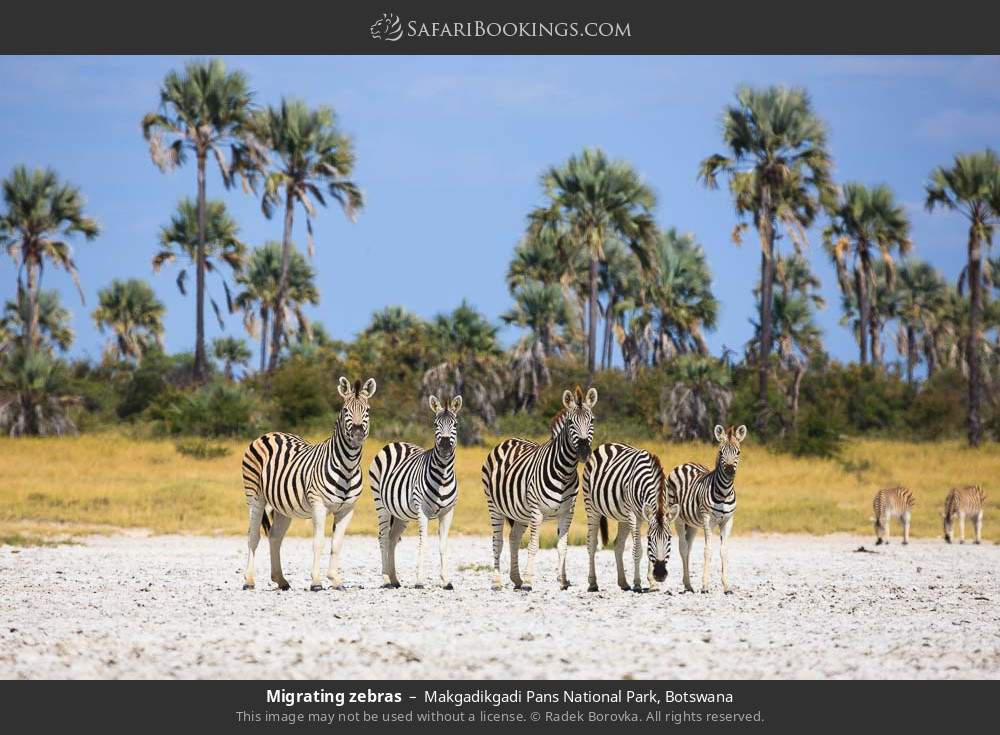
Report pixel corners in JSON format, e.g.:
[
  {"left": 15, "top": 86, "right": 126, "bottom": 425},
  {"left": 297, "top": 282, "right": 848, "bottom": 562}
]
[{"left": 1, "top": 60, "right": 999, "bottom": 448}]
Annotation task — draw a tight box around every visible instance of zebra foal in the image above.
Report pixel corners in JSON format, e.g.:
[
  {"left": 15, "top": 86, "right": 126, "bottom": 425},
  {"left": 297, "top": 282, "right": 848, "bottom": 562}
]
[
  {"left": 943, "top": 485, "right": 986, "bottom": 544},
  {"left": 369, "top": 395, "right": 462, "bottom": 589},
  {"left": 872, "top": 486, "right": 914, "bottom": 546},
  {"left": 667, "top": 424, "right": 747, "bottom": 594},
  {"left": 482, "top": 386, "right": 597, "bottom": 591},
  {"left": 583, "top": 443, "right": 680, "bottom": 592},
  {"left": 241, "top": 376, "right": 376, "bottom": 591}
]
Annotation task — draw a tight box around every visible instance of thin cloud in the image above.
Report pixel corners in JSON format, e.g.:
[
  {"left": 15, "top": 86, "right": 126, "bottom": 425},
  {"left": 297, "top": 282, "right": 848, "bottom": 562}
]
[{"left": 916, "top": 108, "right": 1000, "bottom": 142}]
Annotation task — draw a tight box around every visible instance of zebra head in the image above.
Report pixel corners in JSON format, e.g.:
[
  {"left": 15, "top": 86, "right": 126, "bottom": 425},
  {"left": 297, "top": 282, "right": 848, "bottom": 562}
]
[
  {"left": 560, "top": 386, "right": 598, "bottom": 461},
  {"left": 337, "top": 376, "right": 377, "bottom": 446},
  {"left": 713, "top": 424, "right": 747, "bottom": 475},
  {"left": 428, "top": 394, "right": 462, "bottom": 454},
  {"left": 648, "top": 503, "right": 681, "bottom": 582}
]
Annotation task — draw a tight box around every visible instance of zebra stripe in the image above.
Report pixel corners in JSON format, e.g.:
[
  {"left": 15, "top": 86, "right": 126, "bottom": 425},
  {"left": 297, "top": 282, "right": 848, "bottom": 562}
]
[
  {"left": 583, "top": 442, "right": 680, "bottom": 592},
  {"left": 482, "top": 386, "right": 598, "bottom": 591},
  {"left": 872, "top": 486, "right": 914, "bottom": 546},
  {"left": 241, "top": 376, "right": 376, "bottom": 591},
  {"left": 943, "top": 485, "right": 985, "bottom": 544},
  {"left": 369, "top": 394, "right": 462, "bottom": 589},
  {"left": 667, "top": 424, "right": 747, "bottom": 594}
]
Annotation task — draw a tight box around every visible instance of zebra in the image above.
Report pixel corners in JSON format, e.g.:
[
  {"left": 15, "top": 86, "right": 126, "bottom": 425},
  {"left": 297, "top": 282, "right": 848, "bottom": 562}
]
[
  {"left": 368, "top": 395, "right": 462, "bottom": 589},
  {"left": 482, "top": 386, "right": 598, "bottom": 591},
  {"left": 583, "top": 442, "right": 681, "bottom": 592},
  {"left": 872, "top": 486, "right": 914, "bottom": 546},
  {"left": 943, "top": 485, "right": 986, "bottom": 544},
  {"left": 241, "top": 376, "right": 376, "bottom": 591},
  {"left": 666, "top": 424, "right": 747, "bottom": 594}
]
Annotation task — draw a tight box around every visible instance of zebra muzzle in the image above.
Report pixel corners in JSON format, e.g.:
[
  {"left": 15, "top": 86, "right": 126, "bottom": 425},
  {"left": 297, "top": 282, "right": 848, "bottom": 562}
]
[
  {"left": 652, "top": 562, "right": 667, "bottom": 582},
  {"left": 576, "top": 440, "right": 591, "bottom": 460}
]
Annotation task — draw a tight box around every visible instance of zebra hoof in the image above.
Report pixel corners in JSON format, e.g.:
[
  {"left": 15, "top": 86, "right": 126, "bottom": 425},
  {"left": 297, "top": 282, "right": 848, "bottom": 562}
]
[
  {"left": 520, "top": 585, "right": 532, "bottom": 592},
  {"left": 443, "top": 583, "right": 454, "bottom": 590},
  {"left": 902, "top": 541, "right": 909, "bottom": 546},
  {"left": 587, "top": 584, "right": 599, "bottom": 592},
  {"left": 332, "top": 585, "right": 346, "bottom": 591},
  {"left": 724, "top": 589, "right": 734, "bottom": 595},
  {"left": 875, "top": 538, "right": 884, "bottom": 546},
  {"left": 413, "top": 583, "right": 424, "bottom": 589},
  {"left": 560, "top": 583, "right": 571, "bottom": 591},
  {"left": 309, "top": 584, "right": 323, "bottom": 592},
  {"left": 975, "top": 540, "right": 981, "bottom": 545},
  {"left": 242, "top": 583, "right": 254, "bottom": 590},
  {"left": 700, "top": 589, "right": 709, "bottom": 594},
  {"left": 959, "top": 540, "right": 965, "bottom": 545},
  {"left": 619, "top": 586, "right": 631, "bottom": 592},
  {"left": 278, "top": 583, "right": 290, "bottom": 591}
]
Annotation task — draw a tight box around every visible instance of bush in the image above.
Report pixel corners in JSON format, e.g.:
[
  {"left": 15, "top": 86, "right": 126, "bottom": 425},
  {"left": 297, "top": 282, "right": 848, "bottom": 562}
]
[
  {"left": 175, "top": 440, "right": 230, "bottom": 459},
  {"left": 152, "top": 382, "right": 263, "bottom": 438},
  {"left": 775, "top": 406, "right": 845, "bottom": 458}
]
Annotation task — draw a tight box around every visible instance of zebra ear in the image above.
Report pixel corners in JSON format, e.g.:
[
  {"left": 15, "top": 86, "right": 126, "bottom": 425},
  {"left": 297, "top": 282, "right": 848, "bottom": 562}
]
[
  {"left": 337, "top": 376, "right": 352, "bottom": 399},
  {"left": 584, "top": 387, "right": 598, "bottom": 408},
  {"left": 562, "top": 389, "right": 576, "bottom": 410},
  {"left": 667, "top": 503, "right": 681, "bottom": 523},
  {"left": 450, "top": 395, "right": 463, "bottom": 413},
  {"left": 713, "top": 425, "right": 726, "bottom": 442},
  {"left": 428, "top": 395, "right": 442, "bottom": 414},
  {"left": 734, "top": 425, "right": 748, "bottom": 442},
  {"left": 361, "top": 378, "right": 377, "bottom": 398}
]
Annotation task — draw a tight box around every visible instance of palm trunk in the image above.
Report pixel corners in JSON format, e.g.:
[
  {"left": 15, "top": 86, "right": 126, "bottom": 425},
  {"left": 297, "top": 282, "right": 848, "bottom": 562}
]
[
  {"left": 967, "top": 225, "right": 983, "bottom": 447},
  {"left": 25, "top": 258, "right": 39, "bottom": 351},
  {"left": 259, "top": 308, "right": 269, "bottom": 373},
  {"left": 906, "top": 325, "right": 916, "bottom": 385},
  {"left": 269, "top": 191, "right": 295, "bottom": 371},
  {"left": 756, "top": 189, "right": 775, "bottom": 436},
  {"left": 588, "top": 254, "right": 598, "bottom": 376},
  {"left": 193, "top": 153, "right": 208, "bottom": 382},
  {"left": 857, "top": 250, "right": 870, "bottom": 366},
  {"left": 602, "top": 287, "right": 615, "bottom": 370}
]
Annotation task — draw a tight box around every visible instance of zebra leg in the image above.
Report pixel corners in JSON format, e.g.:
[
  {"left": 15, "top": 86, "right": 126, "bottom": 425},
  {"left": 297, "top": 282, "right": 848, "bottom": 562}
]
[
  {"left": 974, "top": 511, "right": 983, "bottom": 544},
  {"left": 700, "top": 520, "right": 713, "bottom": 593},
  {"left": 556, "top": 502, "right": 575, "bottom": 590},
  {"left": 377, "top": 508, "right": 393, "bottom": 588},
  {"left": 243, "top": 502, "right": 265, "bottom": 590},
  {"left": 522, "top": 509, "right": 543, "bottom": 591},
  {"left": 902, "top": 510, "right": 911, "bottom": 545},
  {"left": 720, "top": 515, "right": 734, "bottom": 594},
  {"left": 680, "top": 523, "right": 697, "bottom": 593},
  {"left": 614, "top": 522, "right": 629, "bottom": 591},
  {"left": 414, "top": 508, "right": 429, "bottom": 589},
  {"left": 959, "top": 512, "right": 966, "bottom": 544},
  {"left": 586, "top": 512, "right": 600, "bottom": 592},
  {"left": 508, "top": 522, "right": 526, "bottom": 588},
  {"left": 489, "top": 510, "right": 505, "bottom": 591},
  {"left": 309, "top": 501, "right": 328, "bottom": 591},
  {"left": 631, "top": 515, "right": 643, "bottom": 592},
  {"left": 386, "top": 516, "right": 407, "bottom": 588},
  {"left": 268, "top": 512, "right": 292, "bottom": 590},
  {"left": 438, "top": 507, "right": 455, "bottom": 589},
  {"left": 326, "top": 507, "right": 354, "bottom": 590}
]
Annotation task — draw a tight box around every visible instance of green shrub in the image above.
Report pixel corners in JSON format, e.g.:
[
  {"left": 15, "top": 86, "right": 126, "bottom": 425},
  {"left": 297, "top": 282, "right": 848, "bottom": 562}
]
[
  {"left": 174, "top": 440, "right": 230, "bottom": 459},
  {"left": 152, "top": 382, "right": 263, "bottom": 438}
]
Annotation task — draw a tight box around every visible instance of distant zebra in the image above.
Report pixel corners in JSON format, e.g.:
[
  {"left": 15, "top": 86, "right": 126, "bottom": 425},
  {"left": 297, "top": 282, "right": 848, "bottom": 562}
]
[
  {"left": 943, "top": 485, "right": 986, "bottom": 544},
  {"left": 583, "top": 443, "right": 681, "bottom": 592},
  {"left": 369, "top": 395, "right": 462, "bottom": 589},
  {"left": 482, "top": 386, "right": 598, "bottom": 591},
  {"left": 873, "top": 486, "right": 914, "bottom": 546},
  {"left": 667, "top": 424, "right": 747, "bottom": 594},
  {"left": 241, "top": 377, "right": 376, "bottom": 591}
]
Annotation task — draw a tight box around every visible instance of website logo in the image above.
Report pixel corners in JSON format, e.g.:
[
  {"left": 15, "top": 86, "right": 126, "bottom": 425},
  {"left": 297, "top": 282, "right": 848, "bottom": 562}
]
[{"left": 370, "top": 13, "right": 403, "bottom": 42}]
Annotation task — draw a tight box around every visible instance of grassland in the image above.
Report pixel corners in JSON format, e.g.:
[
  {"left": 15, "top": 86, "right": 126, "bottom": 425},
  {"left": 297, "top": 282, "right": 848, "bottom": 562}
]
[{"left": 1, "top": 431, "right": 997, "bottom": 545}]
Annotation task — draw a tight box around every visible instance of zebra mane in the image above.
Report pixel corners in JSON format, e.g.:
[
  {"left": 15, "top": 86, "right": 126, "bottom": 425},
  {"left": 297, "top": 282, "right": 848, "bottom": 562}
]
[
  {"left": 650, "top": 453, "right": 668, "bottom": 527},
  {"left": 549, "top": 408, "right": 567, "bottom": 438}
]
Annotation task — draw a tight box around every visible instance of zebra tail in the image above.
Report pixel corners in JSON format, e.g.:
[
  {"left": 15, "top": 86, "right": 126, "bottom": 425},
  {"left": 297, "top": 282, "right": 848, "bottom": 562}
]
[
  {"left": 260, "top": 510, "right": 272, "bottom": 538},
  {"left": 599, "top": 517, "right": 609, "bottom": 547}
]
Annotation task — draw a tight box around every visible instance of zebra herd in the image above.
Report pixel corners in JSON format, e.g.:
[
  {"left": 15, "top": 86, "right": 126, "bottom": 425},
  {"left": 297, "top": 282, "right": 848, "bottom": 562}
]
[{"left": 240, "top": 376, "right": 987, "bottom": 594}]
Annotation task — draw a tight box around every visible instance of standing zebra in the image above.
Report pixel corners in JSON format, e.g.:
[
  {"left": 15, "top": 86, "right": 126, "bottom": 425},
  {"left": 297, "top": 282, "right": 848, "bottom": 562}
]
[
  {"left": 369, "top": 395, "right": 462, "bottom": 589},
  {"left": 943, "top": 485, "right": 986, "bottom": 544},
  {"left": 583, "top": 443, "right": 681, "bottom": 592},
  {"left": 667, "top": 424, "right": 747, "bottom": 594},
  {"left": 482, "top": 386, "right": 598, "bottom": 591},
  {"left": 241, "top": 376, "right": 376, "bottom": 591},
  {"left": 872, "top": 486, "right": 914, "bottom": 546}
]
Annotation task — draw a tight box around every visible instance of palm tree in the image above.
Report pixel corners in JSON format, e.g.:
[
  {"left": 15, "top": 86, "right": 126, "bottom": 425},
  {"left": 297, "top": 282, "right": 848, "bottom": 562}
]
[
  {"left": 531, "top": 148, "right": 658, "bottom": 375},
  {"left": 233, "top": 242, "right": 319, "bottom": 372},
  {"left": 699, "top": 85, "right": 834, "bottom": 437},
  {"left": 142, "top": 59, "right": 255, "bottom": 381},
  {"left": 0, "top": 348, "right": 79, "bottom": 436},
  {"left": 362, "top": 306, "right": 423, "bottom": 348},
  {"left": 502, "top": 281, "right": 571, "bottom": 407},
  {"left": 926, "top": 149, "right": 1000, "bottom": 446},
  {"left": 660, "top": 354, "right": 732, "bottom": 441},
  {"left": 825, "top": 182, "right": 912, "bottom": 366},
  {"left": 893, "top": 258, "right": 948, "bottom": 384},
  {"left": 212, "top": 336, "right": 252, "bottom": 380},
  {"left": 92, "top": 279, "right": 165, "bottom": 363},
  {"left": 1, "top": 289, "right": 74, "bottom": 354},
  {"left": 249, "top": 99, "right": 363, "bottom": 370},
  {"left": 0, "top": 165, "right": 100, "bottom": 351}
]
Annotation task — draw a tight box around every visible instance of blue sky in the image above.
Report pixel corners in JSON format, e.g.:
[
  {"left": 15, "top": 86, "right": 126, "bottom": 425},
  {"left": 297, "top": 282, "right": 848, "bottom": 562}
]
[{"left": 1, "top": 55, "right": 998, "bottom": 367}]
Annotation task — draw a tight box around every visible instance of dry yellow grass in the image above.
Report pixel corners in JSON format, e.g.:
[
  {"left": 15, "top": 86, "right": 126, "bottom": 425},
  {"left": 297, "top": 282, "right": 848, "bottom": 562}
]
[{"left": 1, "top": 431, "right": 997, "bottom": 544}]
